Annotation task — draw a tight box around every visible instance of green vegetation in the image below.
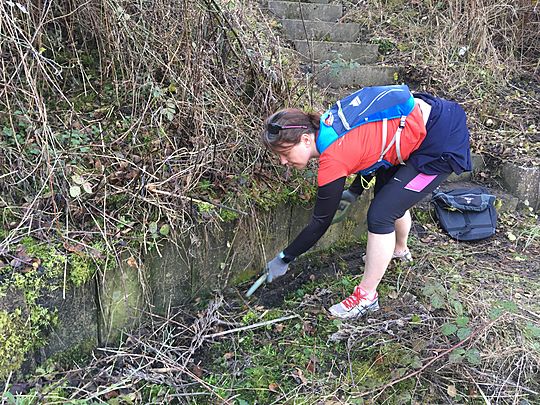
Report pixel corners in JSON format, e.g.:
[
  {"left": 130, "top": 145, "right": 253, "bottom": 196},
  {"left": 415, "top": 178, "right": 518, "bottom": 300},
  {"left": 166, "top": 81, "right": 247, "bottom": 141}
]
[
  {"left": 0, "top": 309, "right": 35, "bottom": 378},
  {"left": 0, "top": 236, "right": 108, "bottom": 379}
]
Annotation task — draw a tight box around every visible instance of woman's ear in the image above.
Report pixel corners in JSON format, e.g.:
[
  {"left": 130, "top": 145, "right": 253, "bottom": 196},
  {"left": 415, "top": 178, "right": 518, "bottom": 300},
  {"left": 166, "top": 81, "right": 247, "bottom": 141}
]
[{"left": 302, "top": 133, "right": 312, "bottom": 146}]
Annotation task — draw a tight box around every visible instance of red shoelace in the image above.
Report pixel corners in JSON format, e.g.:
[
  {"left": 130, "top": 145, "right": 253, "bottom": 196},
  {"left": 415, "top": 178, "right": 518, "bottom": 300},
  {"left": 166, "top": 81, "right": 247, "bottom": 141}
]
[{"left": 341, "top": 286, "right": 365, "bottom": 310}]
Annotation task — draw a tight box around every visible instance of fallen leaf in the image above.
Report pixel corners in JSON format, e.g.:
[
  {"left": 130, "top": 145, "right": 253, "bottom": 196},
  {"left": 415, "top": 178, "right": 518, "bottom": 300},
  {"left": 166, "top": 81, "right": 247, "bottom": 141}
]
[
  {"left": 72, "top": 174, "right": 85, "bottom": 185},
  {"left": 64, "top": 241, "right": 84, "bottom": 253},
  {"left": 447, "top": 384, "right": 457, "bottom": 397},
  {"left": 87, "top": 247, "right": 105, "bottom": 260},
  {"left": 126, "top": 169, "right": 140, "bottom": 180},
  {"left": 223, "top": 352, "right": 234, "bottom": 360},
  {"left": 268, "top": 382, "right": 279, "bottom": 392},
  {"left": 506, "top": 232, "right": 517, "bottom": 241},
  {"left": 69, "top": 185, "right": 81, "bottom": 198},
  {"left": 274, "top": 323, "right": 285, "bottom": 332},
  {"left": 191, "top": 364, "right": 203, "bottom": 378},
  {"left": 126, "top": 257, "right": 138, "bottom": 268},
  {"left": 306, "top": 357, "right": 317, "bottom": 373},
  {"left": 303, "top": 321, "right": 315, "bottom": 335},
  {"left": 32, "top": 258, "right": 41, "bottom": 270},
  {"left": 292, "top": 368, "right": 308, "bottom": 385},
  {"left": 82, "top": 182, "right": 93, "bottom": 194},
  {"left": 103, "top": 390, "right": 119, "bottom": 400}
]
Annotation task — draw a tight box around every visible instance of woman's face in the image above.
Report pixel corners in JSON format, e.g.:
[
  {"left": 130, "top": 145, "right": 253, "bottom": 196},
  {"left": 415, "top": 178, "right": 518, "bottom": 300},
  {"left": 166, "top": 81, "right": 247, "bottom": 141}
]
[{"left": 275, "top": 134, "right": 313, "bottom": 169}]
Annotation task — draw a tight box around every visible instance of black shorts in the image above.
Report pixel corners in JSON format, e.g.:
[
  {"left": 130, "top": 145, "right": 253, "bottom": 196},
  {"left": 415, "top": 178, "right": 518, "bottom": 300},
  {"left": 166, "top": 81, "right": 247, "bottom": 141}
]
[{"left": 367, "top": 164, "right": 449, "bottom": 234}]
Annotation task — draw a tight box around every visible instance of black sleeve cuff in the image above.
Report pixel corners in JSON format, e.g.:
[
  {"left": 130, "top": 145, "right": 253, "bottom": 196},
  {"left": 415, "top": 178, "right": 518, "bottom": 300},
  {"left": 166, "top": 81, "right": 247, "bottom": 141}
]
[{"left": 279, "top": 251, "right": 295, "bottom": 264}]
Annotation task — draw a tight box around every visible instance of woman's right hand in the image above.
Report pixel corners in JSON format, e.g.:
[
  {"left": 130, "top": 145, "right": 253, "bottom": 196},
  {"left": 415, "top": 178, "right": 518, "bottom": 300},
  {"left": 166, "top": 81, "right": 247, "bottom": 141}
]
[{"left": 331, "top": 189, "right": 359, "bottom": 224}]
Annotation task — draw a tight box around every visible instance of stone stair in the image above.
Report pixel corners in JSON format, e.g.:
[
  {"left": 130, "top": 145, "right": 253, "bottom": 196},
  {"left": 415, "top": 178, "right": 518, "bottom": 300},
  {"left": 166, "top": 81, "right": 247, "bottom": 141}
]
[{"left": 267, "top": 0, "right": 396, "bottom": 89}]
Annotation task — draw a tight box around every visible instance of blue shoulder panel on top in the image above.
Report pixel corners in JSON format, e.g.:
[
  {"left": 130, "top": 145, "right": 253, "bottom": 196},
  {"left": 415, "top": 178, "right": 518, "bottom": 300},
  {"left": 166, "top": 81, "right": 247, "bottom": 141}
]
[
  {"left": 316, "top": 113, "right": 339, "bottom": 154},
  {"left": 365, "top": 96, "right": 416, "bottom": 122}
]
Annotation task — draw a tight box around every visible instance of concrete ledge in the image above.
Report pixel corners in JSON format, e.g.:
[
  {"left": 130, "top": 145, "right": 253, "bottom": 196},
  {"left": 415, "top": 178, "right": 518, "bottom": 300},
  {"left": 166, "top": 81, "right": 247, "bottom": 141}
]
[
  {"left": 268, "top": 1, "right": 342, "bottom": 21},
  {"left": 294, "top": 41, "right": 378, "bottom": 63},
  {"left": 315, "top": 63, "right": 396, "bottom": 88},
  {"left": 500, "top": 162, "right": 540, "bottom": 210},
  {"left": 446, "top": 153, "right": 486, "bottom": 183},
  {"left": 281, "top": 19, "right": 360, "bottom": 41}
]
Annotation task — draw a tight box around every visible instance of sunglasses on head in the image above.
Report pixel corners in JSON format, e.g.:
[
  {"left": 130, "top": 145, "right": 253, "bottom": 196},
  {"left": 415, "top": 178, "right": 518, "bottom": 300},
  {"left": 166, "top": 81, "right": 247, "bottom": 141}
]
[{"left": 267, "top": 122, "right": 308, "bottom": 135}]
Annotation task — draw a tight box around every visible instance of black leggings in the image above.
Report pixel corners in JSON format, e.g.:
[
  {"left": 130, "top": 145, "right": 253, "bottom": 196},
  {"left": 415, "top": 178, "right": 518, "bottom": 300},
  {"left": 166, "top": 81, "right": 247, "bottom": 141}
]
[
  {"left": 365, "top": 164, "right": 449, "bottom": 234},
  {"left": 282, "top": 164, "right": 449, "bottom": 260}
]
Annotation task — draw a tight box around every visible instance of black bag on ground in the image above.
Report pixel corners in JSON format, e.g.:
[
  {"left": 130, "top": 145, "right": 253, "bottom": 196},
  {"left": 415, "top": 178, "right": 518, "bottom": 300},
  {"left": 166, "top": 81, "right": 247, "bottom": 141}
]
[{"left": 431, "top": 187, "right": 497, "bottom": 241}]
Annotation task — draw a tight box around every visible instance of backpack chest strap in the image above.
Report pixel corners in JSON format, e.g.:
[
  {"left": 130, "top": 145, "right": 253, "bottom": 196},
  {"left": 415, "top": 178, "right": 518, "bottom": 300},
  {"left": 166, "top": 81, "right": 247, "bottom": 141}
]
[
  {"left": 378, "top": 115, "right": 407, "bottom": 164},
  {"left": 336, "top": 100, "right": 351, "bottom": 131}
]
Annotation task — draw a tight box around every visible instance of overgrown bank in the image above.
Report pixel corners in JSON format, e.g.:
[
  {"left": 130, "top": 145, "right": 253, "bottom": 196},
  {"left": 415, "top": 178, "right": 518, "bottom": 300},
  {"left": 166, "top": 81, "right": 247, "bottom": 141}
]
[
  {"left": 1, "top": 0, "right": 316, "bottom": 380},
  {"left": 343, "top": 0, "right": 539, "bottom": 166}
]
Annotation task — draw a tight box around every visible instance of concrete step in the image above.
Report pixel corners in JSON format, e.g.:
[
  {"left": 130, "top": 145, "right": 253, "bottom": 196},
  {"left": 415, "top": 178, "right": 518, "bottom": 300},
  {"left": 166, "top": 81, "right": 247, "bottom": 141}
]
[
  {"left": 294, "top": 41, "right": 378, "bottom": 63},
  {"left": 281, "top": 19, "right": 360, "bottom": 41},
  {"left": 268, "top": 1, "right": 342, "bottom": 22},
  {"left": 447, "top": 153, "right": 486, "bottom": 183},
  {"left": 500, "top": 162, "right": 540, "bottom": 210},
  {"left": 315, "top": 63, "right": 397, "bottom": 88}
]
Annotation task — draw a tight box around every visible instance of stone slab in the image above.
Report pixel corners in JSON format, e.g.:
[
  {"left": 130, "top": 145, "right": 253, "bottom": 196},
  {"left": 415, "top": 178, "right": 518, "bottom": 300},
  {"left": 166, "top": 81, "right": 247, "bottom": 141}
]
[
  {"left": 281, "top": 19, "right": 360, "bottom": 41},
  {"left": 148, "top": 207, "right": 292, "bottom": 313},
  {"left": 98, "top": 259, "right": 144, "bottom": 344},
  {"left": 446, "top": 153, "right": 486, "bottom": 182},
  {"left": 40, "top": 283, "right": 98, "bottom": 359},
  {"left": 500, "top": 162, "right": 540, "bottom": 210},
  {"left": 289, "top": 190, "right": 371, "bottom": 251},
  {"left": 146, "top": 239, "right": 193, "bottom": 313},
  {"left": 294, "top": 41, "right": 378, "bottom": 63},
  {"left": 315, "top": 63, "right": 397, "bottom": 88},
  {"left": 268, "top": 1, "right": 342, "bottom": 22}
]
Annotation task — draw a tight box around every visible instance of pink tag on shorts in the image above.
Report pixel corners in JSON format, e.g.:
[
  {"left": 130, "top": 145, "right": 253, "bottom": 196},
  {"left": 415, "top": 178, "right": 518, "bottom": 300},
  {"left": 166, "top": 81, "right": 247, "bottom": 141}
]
[{"left": 404, "top": 173, "right": 437, "bottom": 192}]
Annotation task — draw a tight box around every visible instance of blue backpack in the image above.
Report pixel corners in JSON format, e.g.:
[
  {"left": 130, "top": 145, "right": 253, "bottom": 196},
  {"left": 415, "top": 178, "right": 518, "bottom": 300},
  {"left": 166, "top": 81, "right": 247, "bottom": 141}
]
[
  {"left": 432, "top": 188, "right": 497, "bottom": 241},
  {"left": 317, "top": 85, "right": 416, "bottom": 175}
]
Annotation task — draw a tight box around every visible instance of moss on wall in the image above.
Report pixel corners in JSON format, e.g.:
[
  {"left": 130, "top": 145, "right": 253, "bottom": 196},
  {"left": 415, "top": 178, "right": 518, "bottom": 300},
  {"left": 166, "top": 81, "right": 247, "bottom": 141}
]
[
  {"left": 0, "top": 235, "right": 107, "bottom": 379},
  {"left": 0, "top": 309, "right": 33, "bottom": 377}
]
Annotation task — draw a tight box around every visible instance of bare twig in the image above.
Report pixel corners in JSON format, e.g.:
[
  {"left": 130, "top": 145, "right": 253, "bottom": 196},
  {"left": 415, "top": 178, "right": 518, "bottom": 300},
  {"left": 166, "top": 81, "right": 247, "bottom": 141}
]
[{"left": 203, "top": 314, "right": 300, "bottom": 339}]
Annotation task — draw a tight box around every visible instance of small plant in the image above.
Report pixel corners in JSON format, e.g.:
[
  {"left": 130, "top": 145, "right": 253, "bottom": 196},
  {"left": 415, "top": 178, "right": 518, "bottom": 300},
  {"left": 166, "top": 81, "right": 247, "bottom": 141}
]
[
  {"left": 69, "top": 174, "right": 93, "bottom": 198},
  {"left": 56, "top": 130, "right": 91, "bottom": 154},
  {"left": 422, "top": 281, "right": 446, "bottom": 309},
  {"left": 440, "top": 315, "right": 471, "bottom": 341},
  {"left": 148, "top": 221, "right": 170, "bottom": 238}
]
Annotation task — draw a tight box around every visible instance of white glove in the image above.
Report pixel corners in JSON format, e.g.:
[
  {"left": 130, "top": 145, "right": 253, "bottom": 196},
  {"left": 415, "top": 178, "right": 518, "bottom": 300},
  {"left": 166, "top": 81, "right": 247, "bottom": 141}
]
[{"left": 266, "top": 252, "right": 290, "bottom": 283}]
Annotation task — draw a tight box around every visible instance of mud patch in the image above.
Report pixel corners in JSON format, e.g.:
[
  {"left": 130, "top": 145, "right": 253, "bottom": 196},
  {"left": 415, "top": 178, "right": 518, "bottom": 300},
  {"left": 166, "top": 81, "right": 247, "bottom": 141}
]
[{"left": 248, "top": 249, "right": 366, "bottom": 308}]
